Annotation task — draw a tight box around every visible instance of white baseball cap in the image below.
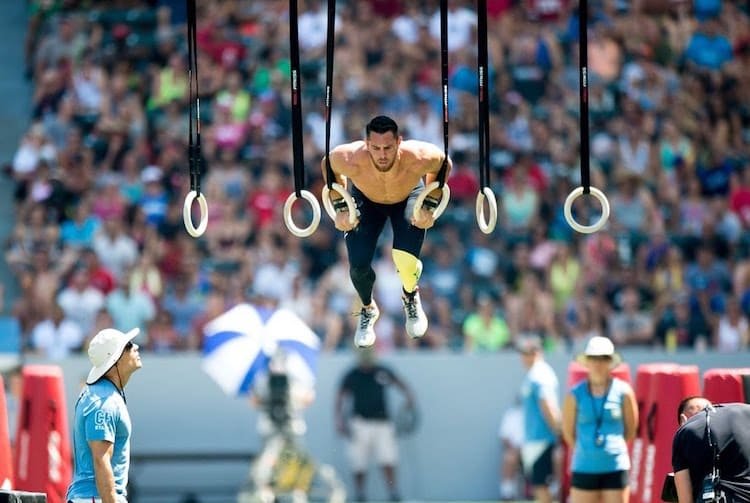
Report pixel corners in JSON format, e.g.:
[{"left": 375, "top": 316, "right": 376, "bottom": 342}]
[
  {"left": 577, "top": 336, "right": 622, "bottom": 366},
  {"left": 86, "top": 328, "right": 139, "bottom": 384}
]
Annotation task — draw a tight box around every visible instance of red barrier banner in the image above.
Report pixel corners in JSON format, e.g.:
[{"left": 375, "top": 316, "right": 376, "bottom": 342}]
[{"left": 13, "top": 366, "right": 71, "bottom": 503}]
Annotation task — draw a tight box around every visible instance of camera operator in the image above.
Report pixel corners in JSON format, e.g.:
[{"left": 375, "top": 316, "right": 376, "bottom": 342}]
[
  {"left": 251, "top": 348, "right": 315, "bottom": 438},
  {"left": 670, "top": 397, "right": 750, "bottom": 503}
]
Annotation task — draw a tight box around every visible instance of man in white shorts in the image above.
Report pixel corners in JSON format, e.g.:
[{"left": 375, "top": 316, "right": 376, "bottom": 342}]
[{"left": 335, "top": 348, "right": 415, "bottom": 502}]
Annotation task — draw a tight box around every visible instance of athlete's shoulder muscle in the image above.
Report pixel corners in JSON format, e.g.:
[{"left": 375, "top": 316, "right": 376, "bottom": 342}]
[
  {"left": 400, "top": 140, "right": 444, "bottom": 172},
  {"left": 328, "top": 141, "right": 366, "bottom": 174}
]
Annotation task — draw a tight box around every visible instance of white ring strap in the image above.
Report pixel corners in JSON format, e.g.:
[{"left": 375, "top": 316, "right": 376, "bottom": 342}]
[
  {"left": 183, "top": 190, "right": 208, "bottom": 237},
  {"left": 475, "top": 187, "right": 498, "bottom": 234},
  {"left": 563, "top": 186, "right": 610, "bottom": 234},
  {"left": 321, "top": 183, "right": 357, "bottom": 225},
  {"left": 283, "top": 190, "right": 322, "bottom": 237},
  {"left": 413, "top": 181, "right": 450, "bottom": 221}
]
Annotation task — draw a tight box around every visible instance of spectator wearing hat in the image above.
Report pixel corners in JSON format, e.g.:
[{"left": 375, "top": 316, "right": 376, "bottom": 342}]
[
  {"left": 517, "top": 334, "right": 561, "bottom": 503},
  {"left": 66, "top": 327, "right": 142, "bottom": 503},
  {"left": 562, "top": 336, "right": 638, "bottom": 503}
]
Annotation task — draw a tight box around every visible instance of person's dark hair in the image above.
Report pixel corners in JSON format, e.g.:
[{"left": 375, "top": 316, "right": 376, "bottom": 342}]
[
  {"left": 366, "top": 115, "right": 399, "bottom": 137},
  {"left": 676, "top": 395, "right": 705, "bottom": 425}
]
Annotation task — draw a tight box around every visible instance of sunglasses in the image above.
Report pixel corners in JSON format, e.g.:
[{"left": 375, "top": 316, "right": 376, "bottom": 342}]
[
  {"left": 586, "top": 355, "right": 612, "bottom": 361},
  {"left": 124, "top": 341, "right": 134, "bottom": 351}
]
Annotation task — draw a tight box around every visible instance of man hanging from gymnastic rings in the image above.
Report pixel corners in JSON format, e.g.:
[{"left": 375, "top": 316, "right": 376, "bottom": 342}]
[{"left": 322, "top": 115, "right": 452, "bottom": 348}]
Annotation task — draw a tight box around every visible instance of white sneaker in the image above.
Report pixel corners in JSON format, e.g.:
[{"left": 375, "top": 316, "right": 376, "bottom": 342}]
[
  {"left": 402, "top": 288, "right": 428, "bottom": 338},
  {"left": 354, "top": 302, "right": 379, "bottom": 347}
]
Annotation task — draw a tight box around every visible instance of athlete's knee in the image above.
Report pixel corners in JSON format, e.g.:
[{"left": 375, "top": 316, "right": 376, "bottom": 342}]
[
  {"left": 391, "top": 249, "right": 422, "bottom": 293},
  {"left": 350, "top": 265, "right": 375, "bottom": 285}
]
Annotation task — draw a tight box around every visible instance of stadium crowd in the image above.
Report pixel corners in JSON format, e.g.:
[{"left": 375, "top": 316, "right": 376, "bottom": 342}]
[{"left": 5, "top": 0, "right": 750, "bottom": 357}]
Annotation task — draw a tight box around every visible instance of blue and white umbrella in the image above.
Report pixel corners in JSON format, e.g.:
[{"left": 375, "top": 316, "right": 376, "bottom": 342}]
[{"left": 202, "top": 303, "right": 321, "bottom": 396}]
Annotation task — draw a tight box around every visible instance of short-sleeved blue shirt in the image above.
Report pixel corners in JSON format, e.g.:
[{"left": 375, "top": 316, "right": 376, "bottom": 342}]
[
  {"left": 521, "top": 359, "right": 560, "bottom": 443},
  {"left": 66, "top": 379, "right": 131, "bottom": 500}
]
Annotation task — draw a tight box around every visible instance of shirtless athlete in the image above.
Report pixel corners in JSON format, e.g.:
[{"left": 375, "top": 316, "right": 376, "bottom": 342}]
[{"left": 323, "top": 115, "right": 452, "bottom": 347}]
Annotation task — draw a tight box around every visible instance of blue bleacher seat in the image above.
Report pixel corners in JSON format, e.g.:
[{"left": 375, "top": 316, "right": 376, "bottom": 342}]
[{"left": 0, "top": 317, "right": 21, "bottom": 355}]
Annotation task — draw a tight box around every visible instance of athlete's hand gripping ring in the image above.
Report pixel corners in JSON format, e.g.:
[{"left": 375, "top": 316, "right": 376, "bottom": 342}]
[
  {"left": 183, "top": 190, "right": 208, "bottom": 237},
  {"left": 563, "top": 186, "right": 610, "bottom": 234},
  {"left": 283, "top": 190, "right": 322, "bottom": 237},
  {"left": 321, "top": 183, "right": 357, "bottom": 226},
  {"left": 475, "top": 187, "right": 498, "bottom": 234},
  {"left": 413, "top": 181, "right": 450, "bottom": 221}
]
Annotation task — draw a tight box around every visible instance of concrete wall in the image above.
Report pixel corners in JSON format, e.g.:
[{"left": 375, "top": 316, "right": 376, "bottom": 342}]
[{"left": 38, "top": 350, "right": 750, "bottom": 503}]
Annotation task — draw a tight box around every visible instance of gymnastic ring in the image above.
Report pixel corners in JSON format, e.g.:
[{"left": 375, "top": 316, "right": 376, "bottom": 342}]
[
  {"left": 183, "top": 190, "right": 208, "bottom": 237},
  {"left": 475, "top": 186, "right": 498, "bottom": 234},
  {"left": 563, "top": 186, "right": 610, "bottom": 234},
  {"left": 321, "top": 183, "right": 357, "bottom": 226},
  {"left": 283, "top": 190, "right": 322, "bottom": 238},
  {"left": 413, "top": 181, "right": 450, "bottom": 221}
]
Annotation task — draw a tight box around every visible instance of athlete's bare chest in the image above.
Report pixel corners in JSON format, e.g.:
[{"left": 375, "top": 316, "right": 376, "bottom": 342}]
[{"left": 355, "top": 163, "right": 421, "bottom": 203}]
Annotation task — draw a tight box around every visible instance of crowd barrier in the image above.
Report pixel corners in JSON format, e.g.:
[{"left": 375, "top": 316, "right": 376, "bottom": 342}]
[
  {"left": 13, "top": 366, "right": 71, "bottom": 503},
  {"left": 0, "top": 375, "right": 13, "bottom": 490},
  {"left": 703, "top": 368, "right": 750, "bottom": 404},
  {"left": 632, "top": 364, "right": 700, "bottom": 503}
]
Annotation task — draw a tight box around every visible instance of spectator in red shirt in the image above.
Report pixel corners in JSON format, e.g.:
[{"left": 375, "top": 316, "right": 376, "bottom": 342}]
[{"left": 730, "top": 168, "right": 750, "bottom": 228}]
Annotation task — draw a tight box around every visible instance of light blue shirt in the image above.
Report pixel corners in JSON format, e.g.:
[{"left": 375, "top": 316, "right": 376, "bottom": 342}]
[
  {"left": 521, "top": 359, "right": 560, "bottom": 443},
  {"left": 66, "top": 379, "right": 131, "bottom": 500},
  {"left": 570, "top": 377, "right": 631, "bottom": 473}
]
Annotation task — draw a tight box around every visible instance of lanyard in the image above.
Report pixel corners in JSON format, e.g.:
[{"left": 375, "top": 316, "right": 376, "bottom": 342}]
[{"left": 588, "top": 378, "right": 612, "bottom": 446}]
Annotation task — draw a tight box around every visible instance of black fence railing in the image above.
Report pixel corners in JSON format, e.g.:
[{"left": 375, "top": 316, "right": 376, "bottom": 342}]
[{"left": 128, "top": 451, "right": 255, "bottom": 503}]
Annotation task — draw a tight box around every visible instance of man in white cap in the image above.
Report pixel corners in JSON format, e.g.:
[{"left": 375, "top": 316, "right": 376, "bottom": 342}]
[{"left": 66, "top": 327, "right": 142, "bottom": 503}]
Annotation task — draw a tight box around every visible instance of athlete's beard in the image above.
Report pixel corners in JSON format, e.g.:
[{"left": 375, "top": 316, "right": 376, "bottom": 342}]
[{"left": 370, "top": 153, "right": 396, "bottom": 172}]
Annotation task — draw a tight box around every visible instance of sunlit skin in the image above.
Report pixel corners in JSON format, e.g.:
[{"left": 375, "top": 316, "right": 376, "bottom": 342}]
[
  {"left": 585, "top": 356, "right": 613, "bottom": 389},
  {"left": 323, "top": 131, "right": 451, "bottom": 232},
  {"left": 368, "top": 132, "right": 400, "bottom": 172},
  {"left": 678, "top": 397, "right": 711, "bottom": 426}
]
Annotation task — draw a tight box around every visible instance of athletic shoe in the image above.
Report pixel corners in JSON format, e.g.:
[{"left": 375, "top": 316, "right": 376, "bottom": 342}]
[
  {"left": 402, "top": 288, "right": 428, "bottom": 338},
  {"left": 354, "top": 302, "right": 379, "bottom": 347}
]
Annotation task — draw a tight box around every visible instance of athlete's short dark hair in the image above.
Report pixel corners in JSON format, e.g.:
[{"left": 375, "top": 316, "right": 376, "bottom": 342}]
[{"left": 366, "top": 115, "right": 399, "bottom": 137}]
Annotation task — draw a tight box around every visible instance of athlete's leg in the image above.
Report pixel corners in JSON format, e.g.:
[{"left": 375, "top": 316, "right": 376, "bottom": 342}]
[
  {"left": 391, "top": 188, "right": 428, "bottom": 338},
  {"left": 347, "top": 189, "right": 388, "bottom": 347},
  {"left": 346, "top": 189, "right": 387, "bottom": 306},
  {"left": 390, "top": 188, "right": 426, "bottom": 293}
]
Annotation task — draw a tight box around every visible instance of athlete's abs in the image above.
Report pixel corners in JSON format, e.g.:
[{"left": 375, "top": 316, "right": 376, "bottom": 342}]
[{"left": 352, "top": 168, "right": 424, "bottom": 204}]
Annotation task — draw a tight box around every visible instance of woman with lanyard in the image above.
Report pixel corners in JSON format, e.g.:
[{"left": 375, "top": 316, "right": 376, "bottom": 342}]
[{"left": 562, "top": 336, "right": 638, "bottom": 503}]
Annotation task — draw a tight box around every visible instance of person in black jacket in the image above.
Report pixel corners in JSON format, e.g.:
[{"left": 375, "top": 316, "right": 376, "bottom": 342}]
[{"left": 671, "top": 397, "right": 750, "bottom": 503}]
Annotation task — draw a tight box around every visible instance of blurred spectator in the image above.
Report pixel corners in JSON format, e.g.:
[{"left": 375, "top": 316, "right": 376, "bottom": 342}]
[
  {"left": 147, "top": 309, "right": 181, "bottom": 352},
  {"left": 60, "top": 197, "right": 100, "bottom": 250},
  {"left": 57, "top": 266, "right": 105, "bottom": 336},
  {"left": 6, "top": 0, "right": 750, "bottom": 358},
  {"left": 654, "top": 293, "right": 713, "bottom": 350},
  {"left": 462, "top": 294, "right": 511, "bottom": 352},
  {"left": 608, "top": 286, "right": 654, "bottom": 346},
  {"left": 31, "top": 303, "right": 84, "bottom": 360},
  {"left": 105, "top": 281, "right": 156, "bottom": 345},
  {"left": 92, "top": 216, "right": 138, "bottom": 283},
  {"left": 684, "top": 18, "right": 733, "bottom": 72},
  {"left": 498, "top": 396, "right": 525, "bottom": 501},
  {"left": 714, "top": 295, "right": 749, "bottom": 352}
]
